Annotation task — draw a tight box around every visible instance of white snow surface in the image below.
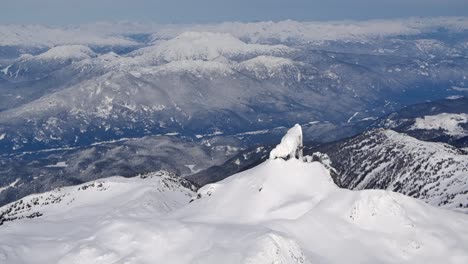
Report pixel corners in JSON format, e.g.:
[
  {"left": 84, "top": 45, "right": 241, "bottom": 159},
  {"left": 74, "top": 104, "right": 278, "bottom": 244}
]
[
  {"left": 269, "top": 124, "right": 303, "bottom": 160},
  {"left": 1, "top": 158, "right": 468, "bottom": 263},
  {"left": 1, "top": 17, "right": 468, "bottom": 48},
  {"left": 410, "top": 113, "right": 468, "bottom": 137},
  {"left": 35, "top": 45, "right": 96, "bottom": 61},
  {"left": 148, "top": 17, "right": 468, "bottom": 44},
  {"left": 134, "top": 31, "right": 291, "bottom": 63},
  {"left": 238, "top": 55, "right": 299, "bottom": 79}
]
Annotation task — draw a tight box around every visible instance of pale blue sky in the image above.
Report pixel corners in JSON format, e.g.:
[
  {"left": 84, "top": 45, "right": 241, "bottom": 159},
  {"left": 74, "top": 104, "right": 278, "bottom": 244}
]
[{"left": 1, "top": 0, "right": 467, "bottom": 25}]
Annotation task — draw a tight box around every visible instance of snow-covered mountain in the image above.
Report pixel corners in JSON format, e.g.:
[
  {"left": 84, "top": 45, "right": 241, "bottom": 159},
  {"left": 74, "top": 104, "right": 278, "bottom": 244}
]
[
  {"left": 0, "top": 170, "right": 196, "bottom": 226},
  {"left": 313, "top": 129, "right": 468, "bottom": 212},
  {"left": 1, "top": 126, "right": 467, "bottom": 263},
  {"left": 1, "top": 18, "right": 468, "bottom": 214},
  {"left": 1, "top": 19, "right": 468, "bottom": 155},
  {"left": 374, "top": 97, "right": 468, "bottom": 148}
]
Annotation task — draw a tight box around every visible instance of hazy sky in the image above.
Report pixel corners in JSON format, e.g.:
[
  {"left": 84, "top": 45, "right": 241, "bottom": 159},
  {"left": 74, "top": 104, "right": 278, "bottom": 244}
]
[{"left": 1, "top": 0, "right": 467, "bottom": 25}]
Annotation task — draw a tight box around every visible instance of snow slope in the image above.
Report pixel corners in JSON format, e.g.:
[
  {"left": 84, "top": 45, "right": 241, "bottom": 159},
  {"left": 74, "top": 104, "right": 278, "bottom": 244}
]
[
  {"left": 0, "top": 171, "right": 196, "bottom": 226},
  {"left": 315, "top": 129, "right": 468, "bottom": 211},
  {"left": 410, "top": 113, "right": 468, "bottom": 138},
  {"left": 1, "top": 126, "right": 468, "bottom": 263},
  {"left": 35, "top": 45, "right": 97, "bottom": 61}
]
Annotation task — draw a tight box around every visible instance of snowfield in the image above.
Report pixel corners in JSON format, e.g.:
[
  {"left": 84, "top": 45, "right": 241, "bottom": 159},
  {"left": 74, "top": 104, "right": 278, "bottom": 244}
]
[
  {"left": 1, "top": 126, "right": 468, "bottom": 264},
  {"left": 410, "top": 113, "right": 468, "bottom": 138}
]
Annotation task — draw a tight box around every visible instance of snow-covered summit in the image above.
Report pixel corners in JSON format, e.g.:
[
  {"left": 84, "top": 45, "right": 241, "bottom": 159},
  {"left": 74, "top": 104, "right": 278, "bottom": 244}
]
[
  {"left": 269, "top": 124, "right": 303, "bottom": 160},
  {"left": 14, "top": 45, "right": 96, "bottom": 64},
  {"left": 1, "top": 128, "right": 468, "bottom": 263},
  {"left": 135, "top": 31, "right": 292, "bottom": 63},
  {"left": 35, "top": 45, "right": 96, "bottom": 61}
]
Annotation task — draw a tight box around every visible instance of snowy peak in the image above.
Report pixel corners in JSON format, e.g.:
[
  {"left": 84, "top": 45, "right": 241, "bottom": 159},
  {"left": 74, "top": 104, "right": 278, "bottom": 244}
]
[
  {"left": 35, "top": 45, "right": 97, "bottom": 61},
  {"left": 1, "top": 45, "right": 98, "bottom": 79},
  {"left": 270, "top": 124, "right": 303, "bottom": 160},
  {"left": 136, "top": 31, "right": 292, "bottom": 63},
  {"left": 183, "top": 159, "right": 336, "bottom": 223}
]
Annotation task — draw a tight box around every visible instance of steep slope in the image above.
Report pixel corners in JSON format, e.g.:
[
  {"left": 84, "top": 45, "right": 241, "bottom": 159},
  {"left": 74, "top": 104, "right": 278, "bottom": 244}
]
[
  {"left": 313, "top": 129, "right": 468, "bottom": 211},
  {"left": 1, "top": 126, "right": 468, "bottom": 263}
]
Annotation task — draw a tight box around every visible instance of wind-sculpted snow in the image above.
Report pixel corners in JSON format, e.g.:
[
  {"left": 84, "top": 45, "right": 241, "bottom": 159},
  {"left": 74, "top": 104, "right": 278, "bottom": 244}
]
[
  {"left": 1, "top": 156, "right": 468, "bottom": 263},
  {"left": 270, "top": 124, "right": 303, "bottom": 160}
]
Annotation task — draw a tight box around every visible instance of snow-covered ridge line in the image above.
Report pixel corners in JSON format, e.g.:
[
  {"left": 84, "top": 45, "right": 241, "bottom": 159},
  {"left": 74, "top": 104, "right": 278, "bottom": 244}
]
[
  {"left": 0, "top": 171, "right": 196, "bottom": 226},
  {"left": 1, "top": 17, "right": 468, "bottom": 47},
  {"left": 34, "top": 45, "right": 97, "bottom": 60},
  {"left": 135, "top": 31, "right": 292, "bottom": 62},
  {"left": 321, "top": 128, "right": 468, "bottom": 211},
  {"left": 149, "top": 17, "right": 468, "bottom": 43}
]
